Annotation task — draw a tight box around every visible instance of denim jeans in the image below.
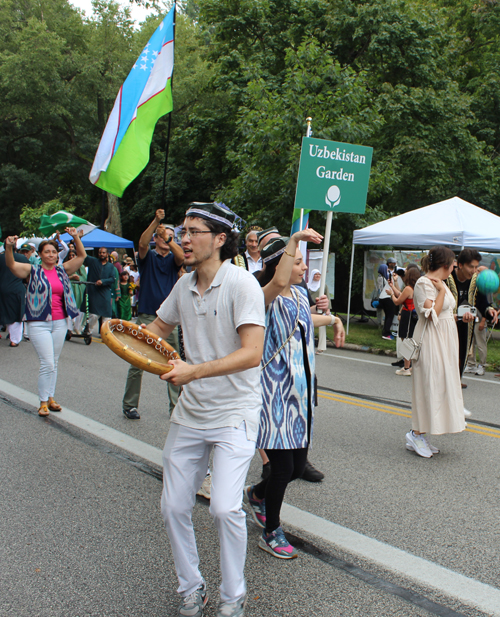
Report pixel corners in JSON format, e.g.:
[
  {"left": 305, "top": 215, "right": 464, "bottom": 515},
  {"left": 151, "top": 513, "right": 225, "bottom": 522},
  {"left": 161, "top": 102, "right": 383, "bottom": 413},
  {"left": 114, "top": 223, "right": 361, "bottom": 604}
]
[{"left": 27, "top": 319, "right": 68, "bottom": 401}]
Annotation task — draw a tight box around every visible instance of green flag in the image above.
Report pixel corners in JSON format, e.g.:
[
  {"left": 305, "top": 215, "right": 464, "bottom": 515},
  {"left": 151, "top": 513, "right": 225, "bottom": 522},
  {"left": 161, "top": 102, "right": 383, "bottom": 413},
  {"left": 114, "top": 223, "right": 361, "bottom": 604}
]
[{"left": 38, "top": 211, "right": 96, "bottom": 236}]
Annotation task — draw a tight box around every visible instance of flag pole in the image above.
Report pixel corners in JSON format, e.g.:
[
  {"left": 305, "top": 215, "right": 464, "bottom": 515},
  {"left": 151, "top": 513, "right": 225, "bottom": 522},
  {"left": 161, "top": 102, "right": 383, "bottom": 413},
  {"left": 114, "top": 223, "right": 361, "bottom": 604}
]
[
  {"left": 160, "top": 2, "right": 176, "bottom": 209},
  {"left": 300, "top": 117, "right": 313, "bottom": 232},
  {"left": 316, "top": 118, "right": 332, "bottom": 352}
]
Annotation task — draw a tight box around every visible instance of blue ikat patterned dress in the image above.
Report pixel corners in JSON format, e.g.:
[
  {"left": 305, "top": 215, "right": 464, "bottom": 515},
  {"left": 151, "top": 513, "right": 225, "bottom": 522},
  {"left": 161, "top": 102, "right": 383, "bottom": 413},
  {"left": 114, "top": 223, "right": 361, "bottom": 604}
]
[{"left": 257, "top": 285, "right": 316, "bottom": 450}]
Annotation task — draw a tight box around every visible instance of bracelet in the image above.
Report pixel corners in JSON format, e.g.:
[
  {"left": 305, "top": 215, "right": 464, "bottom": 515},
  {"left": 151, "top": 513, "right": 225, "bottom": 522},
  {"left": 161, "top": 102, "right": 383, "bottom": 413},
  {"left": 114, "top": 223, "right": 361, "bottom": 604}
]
[
  {"left": 329, "top": 314, "right": 336, "bottom": 326},
  {"left": 284, "top": 250, "right": 295, "bottom": 258}
]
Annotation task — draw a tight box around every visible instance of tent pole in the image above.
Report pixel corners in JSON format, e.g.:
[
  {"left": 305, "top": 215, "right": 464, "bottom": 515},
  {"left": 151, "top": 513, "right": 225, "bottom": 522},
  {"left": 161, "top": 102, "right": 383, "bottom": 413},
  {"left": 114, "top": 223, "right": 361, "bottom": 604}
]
[{"left": 347, "top": 238, "right": 355, "bottom": 335}]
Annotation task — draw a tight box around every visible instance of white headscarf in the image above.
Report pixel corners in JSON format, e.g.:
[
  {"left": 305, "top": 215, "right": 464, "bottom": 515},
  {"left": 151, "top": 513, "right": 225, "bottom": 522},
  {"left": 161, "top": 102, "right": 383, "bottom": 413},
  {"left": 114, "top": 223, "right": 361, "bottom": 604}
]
[{"left": 307, "top": 269, "right": 322, "bottom": 292}]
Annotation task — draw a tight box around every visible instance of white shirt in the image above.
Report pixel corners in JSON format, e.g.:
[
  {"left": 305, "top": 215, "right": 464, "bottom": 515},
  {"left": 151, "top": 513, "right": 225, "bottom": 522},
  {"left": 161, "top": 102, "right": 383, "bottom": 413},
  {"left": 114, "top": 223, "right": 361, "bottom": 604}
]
[
  {"left": 245, "top": 251, "right": 263, "bottom": 274},
  {"left": 127, "top": 269, "right": 140, "bottom": 283},
  {"left": 157, "top": 260, "right": 266, "bottom": 440}
]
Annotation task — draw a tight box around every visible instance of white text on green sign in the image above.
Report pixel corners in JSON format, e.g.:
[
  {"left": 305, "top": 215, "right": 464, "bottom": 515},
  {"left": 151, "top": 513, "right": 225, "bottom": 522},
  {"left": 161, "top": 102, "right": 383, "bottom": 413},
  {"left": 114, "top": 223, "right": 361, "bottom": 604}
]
[{"left": 294, "top": 137, "right": 373, "bottom": 214}]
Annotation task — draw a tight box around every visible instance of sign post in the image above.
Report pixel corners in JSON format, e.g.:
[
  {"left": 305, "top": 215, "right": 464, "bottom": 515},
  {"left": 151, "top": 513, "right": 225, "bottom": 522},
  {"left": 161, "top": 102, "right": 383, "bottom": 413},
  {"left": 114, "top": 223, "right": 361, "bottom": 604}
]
[{"left": 294, "top": 136, "right": 373, "bottom": 350}]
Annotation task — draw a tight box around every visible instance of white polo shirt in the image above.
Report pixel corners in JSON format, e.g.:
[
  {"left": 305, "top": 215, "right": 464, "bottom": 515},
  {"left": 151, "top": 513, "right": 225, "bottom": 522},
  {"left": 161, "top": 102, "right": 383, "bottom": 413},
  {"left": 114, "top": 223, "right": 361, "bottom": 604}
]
[{"left": 156, "top": 259, "right": 266, "bottom": 440}]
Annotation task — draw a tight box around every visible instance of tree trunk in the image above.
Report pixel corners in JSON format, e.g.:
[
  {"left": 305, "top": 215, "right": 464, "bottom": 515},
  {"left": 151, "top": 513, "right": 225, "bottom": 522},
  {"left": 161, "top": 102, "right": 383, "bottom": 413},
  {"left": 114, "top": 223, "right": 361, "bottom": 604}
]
[{"left": 104, "top": 192, "right": 123, "bottom": 237}]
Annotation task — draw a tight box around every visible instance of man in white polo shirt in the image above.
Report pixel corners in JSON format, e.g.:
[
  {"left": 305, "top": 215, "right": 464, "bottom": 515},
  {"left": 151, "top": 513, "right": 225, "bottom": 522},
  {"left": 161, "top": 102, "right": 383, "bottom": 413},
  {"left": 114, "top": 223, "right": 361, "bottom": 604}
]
[{"left": 145, "top": 202, "right": 265, "bottom": 617}]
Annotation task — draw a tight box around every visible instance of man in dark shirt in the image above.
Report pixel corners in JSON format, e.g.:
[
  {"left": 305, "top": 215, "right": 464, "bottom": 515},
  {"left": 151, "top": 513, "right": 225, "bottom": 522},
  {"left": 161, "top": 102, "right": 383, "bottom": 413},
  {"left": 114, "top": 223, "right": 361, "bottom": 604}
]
[
  {"left": 122, "top": 209, "right": 184, "bottom": 420},
  {"left": 447, "top": 249, "right": 498, "bottom": 386}
]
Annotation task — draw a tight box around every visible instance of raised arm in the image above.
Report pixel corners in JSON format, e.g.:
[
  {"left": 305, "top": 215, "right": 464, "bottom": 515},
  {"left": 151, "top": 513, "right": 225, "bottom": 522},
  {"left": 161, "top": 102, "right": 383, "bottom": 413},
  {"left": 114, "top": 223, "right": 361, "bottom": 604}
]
[
  {"left": 160, "top": 323, "right": 265, "bottom": 387},
  {"left": 390, "top": 285, "right": 411, "bottom": 306},
  {"left": 262, "top": 229, "right": 323, "bottom": 306},
  {"left": 57, "top": 232, "right": 69, "bottom": 264},
  {"left": 63, "top": 227, "right": 86, "bottom": 275},
  {"left": 156, "top": 224, "right": 184, "bottom": 267},
  {"left": 4, "top": 236, "right": 32, "bottom": 279},
  {"left": 388, "top": 280, "right": 401, "bottom": 299},
  {"left": 138, "top": 209, "right": 164, "bottom": 260}
]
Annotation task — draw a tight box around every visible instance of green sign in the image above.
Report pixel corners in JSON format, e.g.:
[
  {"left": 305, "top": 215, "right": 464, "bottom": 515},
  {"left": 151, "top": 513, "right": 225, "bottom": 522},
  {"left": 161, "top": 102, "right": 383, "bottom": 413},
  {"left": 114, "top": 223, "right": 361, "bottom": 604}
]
[{"left": 294, "top": 137, "right": 373, "bottom": 213}]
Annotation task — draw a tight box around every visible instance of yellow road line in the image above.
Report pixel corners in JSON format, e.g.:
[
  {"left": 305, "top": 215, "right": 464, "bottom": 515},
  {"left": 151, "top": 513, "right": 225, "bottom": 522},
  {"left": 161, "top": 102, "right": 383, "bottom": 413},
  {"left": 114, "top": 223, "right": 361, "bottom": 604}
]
[
  {"left": 319, "top": 392, "right": 406, "bottom": 414},
  {"left": 318, "top": 393, "right": 411, "bottom": 419},
  {"left": 318, "top": 390, "right": 500, "bottom": 440}
]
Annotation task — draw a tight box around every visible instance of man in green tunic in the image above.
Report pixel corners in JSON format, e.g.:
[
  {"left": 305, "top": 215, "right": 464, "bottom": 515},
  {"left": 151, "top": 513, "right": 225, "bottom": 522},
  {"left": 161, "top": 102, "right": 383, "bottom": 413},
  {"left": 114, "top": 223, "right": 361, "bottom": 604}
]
[{"left": 84, "top": 247, "right": 116, "bottom": 332}]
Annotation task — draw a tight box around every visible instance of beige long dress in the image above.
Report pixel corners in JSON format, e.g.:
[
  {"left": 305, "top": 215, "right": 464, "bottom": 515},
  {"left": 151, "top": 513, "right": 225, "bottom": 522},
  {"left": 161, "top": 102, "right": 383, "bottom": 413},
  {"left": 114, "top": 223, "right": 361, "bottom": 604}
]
[{"left": 411, "top": 276, "right": 465, "bottom": 435}]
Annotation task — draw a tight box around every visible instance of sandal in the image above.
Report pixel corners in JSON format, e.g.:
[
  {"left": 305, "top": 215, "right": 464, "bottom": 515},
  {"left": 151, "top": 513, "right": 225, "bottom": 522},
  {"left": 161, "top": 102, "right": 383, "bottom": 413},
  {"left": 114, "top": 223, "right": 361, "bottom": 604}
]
[
  {"left": 38, "top": 405, "right": 49, "bottom": 417},
  {"left": 9, "top": 342, "right": 19, "bottom": 347},
  {"left": 48, "top": 400, "right": 62, "bottom": 412}
]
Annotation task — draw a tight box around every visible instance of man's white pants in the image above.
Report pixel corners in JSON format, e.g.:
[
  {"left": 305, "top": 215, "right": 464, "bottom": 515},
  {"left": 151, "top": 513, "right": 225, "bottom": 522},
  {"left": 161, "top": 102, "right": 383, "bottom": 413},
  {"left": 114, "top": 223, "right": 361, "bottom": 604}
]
[
  {"left": 161, "top": 422, "right": 255, "bottom": 603},
  {"left": 7, "top": 322, "right": 23, "bottom": 345}
]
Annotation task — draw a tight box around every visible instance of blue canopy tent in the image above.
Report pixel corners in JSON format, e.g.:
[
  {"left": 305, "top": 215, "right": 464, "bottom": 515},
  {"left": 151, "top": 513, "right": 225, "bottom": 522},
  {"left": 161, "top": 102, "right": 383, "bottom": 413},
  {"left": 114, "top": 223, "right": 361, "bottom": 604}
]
[{"left": 60, "top": 228, "right": 134, "bottom": 249}]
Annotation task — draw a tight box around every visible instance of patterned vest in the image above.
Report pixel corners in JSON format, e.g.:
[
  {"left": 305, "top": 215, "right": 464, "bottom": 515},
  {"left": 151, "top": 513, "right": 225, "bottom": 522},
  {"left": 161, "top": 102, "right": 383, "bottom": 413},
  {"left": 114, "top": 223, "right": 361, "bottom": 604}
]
[{"left": 25, "top": 265, "right": 79, "bottom": 321}]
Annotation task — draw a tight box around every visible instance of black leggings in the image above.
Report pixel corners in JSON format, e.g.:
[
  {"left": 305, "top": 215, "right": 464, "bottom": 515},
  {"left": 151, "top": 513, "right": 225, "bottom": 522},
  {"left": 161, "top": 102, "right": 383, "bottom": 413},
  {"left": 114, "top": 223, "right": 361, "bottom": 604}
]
[
  {"left": 253, "top": 447, "right": 308, "bottom": 533},
  {"left": 379, "top": 297, "right": 395, "bottom": 337}
]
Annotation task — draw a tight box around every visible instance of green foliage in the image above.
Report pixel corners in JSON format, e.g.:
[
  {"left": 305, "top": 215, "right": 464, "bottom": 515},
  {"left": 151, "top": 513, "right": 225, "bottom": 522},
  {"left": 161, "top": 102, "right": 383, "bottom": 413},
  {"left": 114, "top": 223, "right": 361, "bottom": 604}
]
[
  {"left": 1, "top": 0, "right": 500, "bottom": 310},
  {"left": 19, "top": 198, "right": 75, "bottom": 236}
]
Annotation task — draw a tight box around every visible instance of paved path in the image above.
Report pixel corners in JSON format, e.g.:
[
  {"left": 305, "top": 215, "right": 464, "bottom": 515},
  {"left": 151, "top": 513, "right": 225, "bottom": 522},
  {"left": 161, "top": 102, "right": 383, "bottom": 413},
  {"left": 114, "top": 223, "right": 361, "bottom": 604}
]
[{"left": 1, "top": 335, "right": 499, "bottom": 616}]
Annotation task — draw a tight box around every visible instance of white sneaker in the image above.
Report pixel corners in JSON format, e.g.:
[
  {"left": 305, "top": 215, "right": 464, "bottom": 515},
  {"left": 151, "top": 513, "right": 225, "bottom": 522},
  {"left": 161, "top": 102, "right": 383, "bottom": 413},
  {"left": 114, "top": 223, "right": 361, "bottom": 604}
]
[
  {"left": 476, "top": 365, "right": 485, "bottom": 376},
  {"left": 464, "top": 408, "right": 472, "bottom": 418},
  {"left": 216, "top": 595, "right": 246, "bottom": 617},
  {"left": 464, "top": 365, "right": 476, "bottom": 374},
  {"left": 405, "top": 431, "right": 433, "bottom": 458},
  {"left": 197, "top": 474, "right": 211, "bottom": 500},
  {"left": 406, "top": 434, "right": 440, "bottom": 454},
  {"left": 395, "top": 368, "right": 412, "bottom": 376}
]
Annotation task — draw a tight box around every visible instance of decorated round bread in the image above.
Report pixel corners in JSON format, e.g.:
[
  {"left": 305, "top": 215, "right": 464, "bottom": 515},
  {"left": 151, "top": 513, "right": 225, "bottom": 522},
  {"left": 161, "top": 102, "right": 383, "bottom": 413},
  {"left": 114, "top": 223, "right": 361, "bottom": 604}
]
[{"left": 101, "top": 319, "right": 179, "bottom": 375}]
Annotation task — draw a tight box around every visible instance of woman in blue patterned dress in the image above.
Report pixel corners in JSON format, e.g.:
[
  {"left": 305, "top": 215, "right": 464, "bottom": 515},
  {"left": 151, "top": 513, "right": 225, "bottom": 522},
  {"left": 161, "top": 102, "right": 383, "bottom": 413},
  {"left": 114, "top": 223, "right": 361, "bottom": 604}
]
[{"left": 244, "top": 230, "right": 344, "bottom": 559}]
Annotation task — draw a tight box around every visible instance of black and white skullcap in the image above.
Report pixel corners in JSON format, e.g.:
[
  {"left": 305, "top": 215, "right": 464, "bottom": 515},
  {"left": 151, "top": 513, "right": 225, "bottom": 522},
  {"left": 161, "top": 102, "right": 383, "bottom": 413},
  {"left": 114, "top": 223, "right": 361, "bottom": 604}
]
[{"left": 185, "top": 202, "right": 236, "bottom": 229}]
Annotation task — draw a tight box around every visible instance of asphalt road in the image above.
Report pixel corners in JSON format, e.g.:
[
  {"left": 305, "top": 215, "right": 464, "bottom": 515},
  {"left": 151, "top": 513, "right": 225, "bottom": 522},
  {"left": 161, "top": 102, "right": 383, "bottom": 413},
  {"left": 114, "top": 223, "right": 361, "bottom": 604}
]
[{"left": 1, "top": 332, "right": 500, "bottom": 617}]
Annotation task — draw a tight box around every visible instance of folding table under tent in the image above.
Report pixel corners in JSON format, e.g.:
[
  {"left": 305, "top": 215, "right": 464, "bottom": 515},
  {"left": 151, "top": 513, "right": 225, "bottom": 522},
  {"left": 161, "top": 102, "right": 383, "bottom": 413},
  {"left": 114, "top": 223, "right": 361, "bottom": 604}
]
[
  {"left": 59, "top": 228, "right": 134, "bottom": 249},
  {"left": 346, "top": 197, "right": 500, "bottom": 333}
]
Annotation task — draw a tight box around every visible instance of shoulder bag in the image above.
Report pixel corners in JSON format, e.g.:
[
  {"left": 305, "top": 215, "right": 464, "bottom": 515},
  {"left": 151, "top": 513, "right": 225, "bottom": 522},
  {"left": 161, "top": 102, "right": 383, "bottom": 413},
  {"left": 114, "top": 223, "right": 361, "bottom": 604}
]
[{"left": 399, "top": 317, "right": 428, "bottom": 362}]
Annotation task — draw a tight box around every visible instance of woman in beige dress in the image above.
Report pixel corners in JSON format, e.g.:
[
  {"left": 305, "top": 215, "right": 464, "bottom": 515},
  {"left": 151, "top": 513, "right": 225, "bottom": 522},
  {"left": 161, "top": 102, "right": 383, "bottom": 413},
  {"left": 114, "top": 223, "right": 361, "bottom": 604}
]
[{"left": 407, "top": 246, "right": 465, "bottom": 458}]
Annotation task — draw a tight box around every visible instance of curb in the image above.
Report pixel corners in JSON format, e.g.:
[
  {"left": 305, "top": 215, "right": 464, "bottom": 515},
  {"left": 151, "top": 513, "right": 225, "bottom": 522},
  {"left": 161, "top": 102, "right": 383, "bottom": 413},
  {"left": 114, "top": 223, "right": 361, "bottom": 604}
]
[{"left": 326, "top": 340, "right": 397, "bottom": 357}]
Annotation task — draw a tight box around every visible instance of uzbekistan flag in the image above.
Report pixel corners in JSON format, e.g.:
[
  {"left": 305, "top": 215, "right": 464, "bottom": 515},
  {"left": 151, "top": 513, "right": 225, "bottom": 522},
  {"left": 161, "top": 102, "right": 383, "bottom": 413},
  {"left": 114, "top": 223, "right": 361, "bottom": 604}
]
[
  {"left": 290, "top": 208, "right": 311, "bottom": 235},
  {"left": 89, "top": 7, "right": 175, "bottom": 197}
]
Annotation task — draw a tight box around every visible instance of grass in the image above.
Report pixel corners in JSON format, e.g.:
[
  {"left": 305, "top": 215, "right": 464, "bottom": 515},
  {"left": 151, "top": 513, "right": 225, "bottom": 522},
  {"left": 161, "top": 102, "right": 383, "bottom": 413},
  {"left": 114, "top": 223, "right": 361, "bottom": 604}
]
[{"left": 321, "top": 315, "right": 500, "bottom": 372}]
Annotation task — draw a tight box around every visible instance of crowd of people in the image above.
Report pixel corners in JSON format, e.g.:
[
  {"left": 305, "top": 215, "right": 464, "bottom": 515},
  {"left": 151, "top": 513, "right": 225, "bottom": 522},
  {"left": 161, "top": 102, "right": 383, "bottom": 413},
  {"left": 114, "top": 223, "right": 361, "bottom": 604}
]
[{"left": 1, "top": 202, "right": 496, "bottom": 617}]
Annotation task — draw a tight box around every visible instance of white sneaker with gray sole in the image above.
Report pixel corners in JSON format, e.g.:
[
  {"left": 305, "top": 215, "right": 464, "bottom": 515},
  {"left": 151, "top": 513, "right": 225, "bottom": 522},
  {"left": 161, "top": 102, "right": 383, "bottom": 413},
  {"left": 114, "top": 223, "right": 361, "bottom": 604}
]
[
  {"left": 178, "top": 581, "right": 208, "bottom": 617},
  {"left": 216, "top": 595, "right": 246, "bottom": 617},
  {"left": 406, "top": 433, "right": 439, "bottom": 454},
  {"left": 405, "top": 430, "right": 433, "bottom": 458}
]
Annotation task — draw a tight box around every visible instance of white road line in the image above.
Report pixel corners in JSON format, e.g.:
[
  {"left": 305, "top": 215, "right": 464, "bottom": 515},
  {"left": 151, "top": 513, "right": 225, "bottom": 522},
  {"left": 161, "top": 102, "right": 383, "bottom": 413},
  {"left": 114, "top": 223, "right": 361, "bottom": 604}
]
[
  {"left": 0, "top": 379, "right": 162, "bottom": 467},
  {"left": 2, "top": 377, "right": 500, "bottom": 615},
  {"left": 322, "top": 352, "right": 391, "bottom": 367},
  {"left": 322, "top": 352, "right": 500, "bottom": 385},
  {"left": 282, "top": 503, "right": 500, "bottom": 616}
]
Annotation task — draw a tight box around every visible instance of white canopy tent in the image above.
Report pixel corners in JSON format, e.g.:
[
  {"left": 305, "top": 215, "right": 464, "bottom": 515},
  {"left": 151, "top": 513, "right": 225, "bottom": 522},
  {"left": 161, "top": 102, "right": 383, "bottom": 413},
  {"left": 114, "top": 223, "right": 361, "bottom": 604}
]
[{"left": 346, "top": 197, "right": 500, "bottom": 332}]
